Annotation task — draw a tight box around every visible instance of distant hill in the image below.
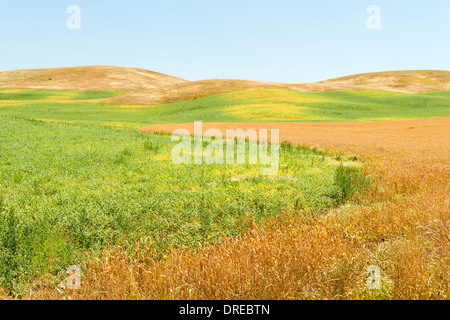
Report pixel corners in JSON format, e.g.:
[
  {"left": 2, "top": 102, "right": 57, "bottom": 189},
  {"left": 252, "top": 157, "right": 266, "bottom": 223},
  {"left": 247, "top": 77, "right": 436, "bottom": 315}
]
[
  {"left": 0, "top": 66, "right": 448, "bottom": 105},
  {"left": 0, "top": 65, "right": 187, "bottom": 92},
  {"left": 103, "top": 70, "right": 450, "bottom": 105},
  {"left": 322, "top": 70, "right": 450, "bottom": 93},
  {"left": 101, "top": 79, "right": 289, "bottom": 105}
]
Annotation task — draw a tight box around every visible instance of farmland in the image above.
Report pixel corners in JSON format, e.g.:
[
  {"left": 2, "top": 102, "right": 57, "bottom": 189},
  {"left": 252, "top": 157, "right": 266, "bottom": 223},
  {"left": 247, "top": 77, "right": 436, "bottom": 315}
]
[
  {"left": 0, "top": 71, "right": 448, "bottom": 299},
  {"left": 0, "top": 101, "right": 363, "bottom": 295},
  {"left": 0, "top": 89, "right": 449, "bottom": 129},
  {"left": 135, "top": 117, "right": 449, "bottom": 300}
]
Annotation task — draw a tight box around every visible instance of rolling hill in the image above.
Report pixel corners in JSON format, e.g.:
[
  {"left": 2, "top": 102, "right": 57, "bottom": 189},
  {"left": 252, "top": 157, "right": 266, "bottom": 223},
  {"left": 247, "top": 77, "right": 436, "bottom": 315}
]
[
  {"left": 102, "top": 70, "right": 450, "bottom": 105},
  {"left": 0, "top": 66, "right": 449, "bottom": 106},
  {"left": 0, "top": 65, "right": 187, "bottom": 92},
  {"left": 322, "top": 70, "right": 450, "bottom": 93},
  {"left": 1, "top": 88, "right": 449, "bottom": 128}
]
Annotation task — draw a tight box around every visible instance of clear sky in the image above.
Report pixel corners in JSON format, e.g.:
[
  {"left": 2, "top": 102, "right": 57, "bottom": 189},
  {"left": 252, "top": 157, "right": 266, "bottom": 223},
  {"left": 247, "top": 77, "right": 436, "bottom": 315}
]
[{"left": 0, "top": 0, "right": 449, "bottom": 83}]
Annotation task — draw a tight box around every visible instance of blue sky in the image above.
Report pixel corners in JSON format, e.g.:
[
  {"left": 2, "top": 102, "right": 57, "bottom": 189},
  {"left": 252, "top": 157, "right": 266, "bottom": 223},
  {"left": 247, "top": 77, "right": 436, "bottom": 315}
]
[{"left": 0, "top": 0, "right": 449, "bottom": 82}]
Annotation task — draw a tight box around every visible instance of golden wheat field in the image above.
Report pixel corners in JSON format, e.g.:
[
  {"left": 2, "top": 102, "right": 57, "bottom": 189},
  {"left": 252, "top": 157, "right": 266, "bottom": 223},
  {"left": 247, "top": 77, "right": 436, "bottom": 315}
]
[{"left": 22, "top": 117, "right": 449, "bottom": 300}]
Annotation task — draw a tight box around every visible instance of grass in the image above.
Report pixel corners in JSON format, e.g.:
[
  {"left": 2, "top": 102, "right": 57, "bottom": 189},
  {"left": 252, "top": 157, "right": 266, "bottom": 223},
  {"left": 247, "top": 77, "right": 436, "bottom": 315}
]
[
  {"left": 0, "top": 115, "right": 361, "bottom": 296},
  {"left": 0, "top": 89, "right": 449, "bottom": 129},
  {"left": 220, "top": 89, "right": 450, "bottom": 121},
  {"left": 0, "top": 89, "right": 121, "bottom": 101},
  {"left": 1, "top": 88, "right": 446, "bottom": 300},
  {"left": 27, "top": 118, "right": 448, "bottom": 301}
]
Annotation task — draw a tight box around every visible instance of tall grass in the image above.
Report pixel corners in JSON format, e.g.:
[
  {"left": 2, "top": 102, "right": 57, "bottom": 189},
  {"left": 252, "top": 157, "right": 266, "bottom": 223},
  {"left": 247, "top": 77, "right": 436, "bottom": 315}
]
[
  {"left": 1, "top": 89, "right": 447, "bottom": 300},
  {"left": 0, "top": 116, "right": 358, "bottom": 297},
  {"left": 25, "top": 151, "right": 448, "bottom": 300}
]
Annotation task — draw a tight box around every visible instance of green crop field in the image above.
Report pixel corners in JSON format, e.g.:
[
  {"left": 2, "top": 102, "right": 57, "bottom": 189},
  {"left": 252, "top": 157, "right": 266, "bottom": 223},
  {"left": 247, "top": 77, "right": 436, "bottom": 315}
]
[
  {"left": 0, "top": 89, "right": 449, "bottom": 129},
  {"left": 0, "top": 97, "right": 366, "bottom": 295},
  {"left": 0, "top": 89, "right": 121, "bottom": 102}
]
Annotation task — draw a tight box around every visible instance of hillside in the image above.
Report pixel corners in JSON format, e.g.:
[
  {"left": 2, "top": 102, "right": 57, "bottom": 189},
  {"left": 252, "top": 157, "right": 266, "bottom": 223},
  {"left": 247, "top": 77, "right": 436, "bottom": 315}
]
[
  {"left": 103, "top": 70, "right": 450, "bottom": 105},
  {"left": 0, "top": 66, "right": 448, "bottom": 105},
  {"left": 322, "top": 70, "right": 450, "bottom": 93},
  {"left": 101, "top": 79, "right": 286, "bottom": 105},
  {"left": 1, "top": 88, "right": 449, "bottom": 128},
  {"left": 0, "top": 65, "right": 187, "bottom": 92}
]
